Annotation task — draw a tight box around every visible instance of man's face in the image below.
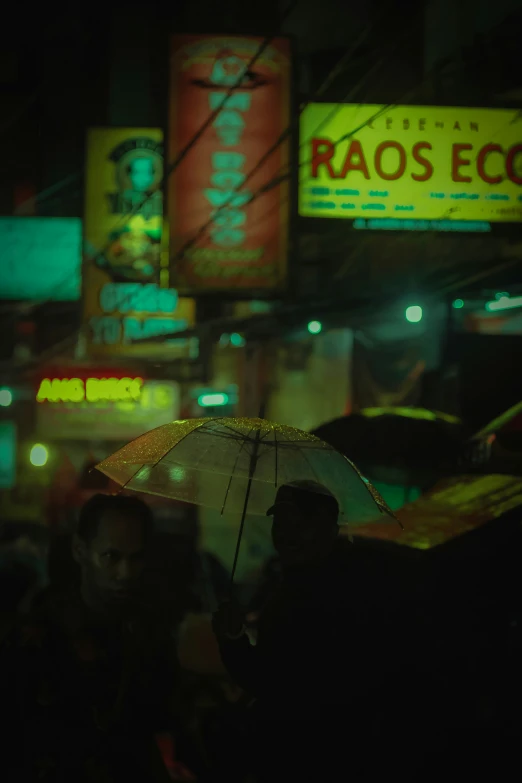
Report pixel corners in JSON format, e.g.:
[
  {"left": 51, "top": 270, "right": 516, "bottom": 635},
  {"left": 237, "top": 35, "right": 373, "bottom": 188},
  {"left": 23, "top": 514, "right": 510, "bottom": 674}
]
[
  {"left": 271, "top": 502, "right": 334, "bottom": 567},
  {"left": 81, "top": 511, "right": 147, "bottom": 613}
]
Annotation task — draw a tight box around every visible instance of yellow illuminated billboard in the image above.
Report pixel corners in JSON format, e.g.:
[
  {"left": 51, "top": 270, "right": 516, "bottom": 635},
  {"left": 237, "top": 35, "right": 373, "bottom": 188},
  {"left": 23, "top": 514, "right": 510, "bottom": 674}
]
[
  {"left": 299, "top": 104, "right": 522, "bottom": 223},
  {"left": 83, "top": 127, "right": 195, "bottom": 358}
]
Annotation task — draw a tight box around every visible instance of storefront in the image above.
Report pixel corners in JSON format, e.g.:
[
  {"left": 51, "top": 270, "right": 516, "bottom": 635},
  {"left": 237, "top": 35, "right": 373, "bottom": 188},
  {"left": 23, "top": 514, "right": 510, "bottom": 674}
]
[{"left": 33, "top": 364, "right": 181, "bottom": 525}]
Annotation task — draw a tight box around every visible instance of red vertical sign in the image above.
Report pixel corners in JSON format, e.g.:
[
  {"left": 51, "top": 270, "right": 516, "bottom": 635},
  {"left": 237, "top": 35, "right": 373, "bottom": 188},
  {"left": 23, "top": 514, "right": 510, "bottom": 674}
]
[{"left": 168, "top": 35, "right": 291, "bottom": 294}]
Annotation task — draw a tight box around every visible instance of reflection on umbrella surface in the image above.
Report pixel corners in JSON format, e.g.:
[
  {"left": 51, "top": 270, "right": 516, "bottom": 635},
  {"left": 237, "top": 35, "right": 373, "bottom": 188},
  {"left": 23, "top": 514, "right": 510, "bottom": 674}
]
[{"left": 95, "top": 417, "right": 395, "bottom": 527}]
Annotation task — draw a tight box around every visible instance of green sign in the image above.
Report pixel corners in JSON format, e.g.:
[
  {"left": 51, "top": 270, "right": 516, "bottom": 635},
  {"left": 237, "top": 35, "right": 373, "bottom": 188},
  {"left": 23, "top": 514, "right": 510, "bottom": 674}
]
[
  {"left": 0, "top": 421, "right": 16, "bottom": 489},
  {"left": 0, "top": 217, "right": 81, "bottom": 301}
]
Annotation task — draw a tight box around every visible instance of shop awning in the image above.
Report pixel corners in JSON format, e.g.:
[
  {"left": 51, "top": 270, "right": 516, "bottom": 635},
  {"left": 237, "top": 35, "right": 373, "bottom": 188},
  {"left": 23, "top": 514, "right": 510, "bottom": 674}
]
[{"left": 349, "top": 473, "right": 522, "bottom": 550}]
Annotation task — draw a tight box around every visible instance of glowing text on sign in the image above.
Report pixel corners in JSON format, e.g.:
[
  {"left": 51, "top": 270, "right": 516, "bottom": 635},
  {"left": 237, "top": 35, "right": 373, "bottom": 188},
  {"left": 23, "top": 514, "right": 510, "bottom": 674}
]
[
  {"left": 36, "top": 377, "right": 143, "bottom": 404},
  {"left": 310, "top": 140, "right": 521, "bottom": 185},
  {"left": 299, "top": 105, "right": 522, "bottom": 223},
  {"left": 168, "top": 35, "right": 290, "bottom": 290},
  {"left": 89, "top": 283, "right": 189, "bottom": 347}
]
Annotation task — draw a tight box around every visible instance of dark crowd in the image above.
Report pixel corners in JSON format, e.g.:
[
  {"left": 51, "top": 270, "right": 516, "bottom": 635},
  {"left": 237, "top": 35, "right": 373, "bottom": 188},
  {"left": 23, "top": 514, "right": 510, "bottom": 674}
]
[{"left": 1, "top": 480, "right": 522, "bottom": 782}]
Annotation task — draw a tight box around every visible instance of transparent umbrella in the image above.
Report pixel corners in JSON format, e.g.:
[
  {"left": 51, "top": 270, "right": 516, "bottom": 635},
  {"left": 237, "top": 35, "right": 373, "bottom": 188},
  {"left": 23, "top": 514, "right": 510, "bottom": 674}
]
[{"left": 96, "top": 417, "right": 397, "bottom": 581}]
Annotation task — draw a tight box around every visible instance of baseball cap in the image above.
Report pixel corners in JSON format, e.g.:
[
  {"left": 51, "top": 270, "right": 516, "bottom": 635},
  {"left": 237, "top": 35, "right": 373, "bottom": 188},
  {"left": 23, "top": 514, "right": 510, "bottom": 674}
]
[{"left": 266, "top": 481, "right": 339, "bottom": 520}]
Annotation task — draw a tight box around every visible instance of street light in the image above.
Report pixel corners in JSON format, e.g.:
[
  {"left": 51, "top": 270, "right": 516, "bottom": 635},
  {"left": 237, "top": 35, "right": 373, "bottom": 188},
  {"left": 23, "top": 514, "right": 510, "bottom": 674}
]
[
  {"left": 0, "top": 388, "right": 13, "bottom": 407},
  {"left": 198, "top": 393, "right": 229, "bottom": 407},
  {"left": 307, "top": 320, "right": 322, "bottom": 335},
  {"left": 405, "top": 305, "right": 423, "bottom": 323},
  {"left": 30, "top": 443, "right": 49, "bottom": 467},
  {"left": 230, "top": 332, "right": 245, "bottom": 347}
]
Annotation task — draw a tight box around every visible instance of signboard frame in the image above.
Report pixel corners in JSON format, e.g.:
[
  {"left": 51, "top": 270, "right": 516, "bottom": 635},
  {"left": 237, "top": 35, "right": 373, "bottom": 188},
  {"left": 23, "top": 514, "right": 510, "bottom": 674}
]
[
  {"left": 167, "top": 34, "right": 291, "bottom": 295},
  {"left": 299, "top": 103, "right": 522, "bottom": 227},
  {"left": 83, "top": 127, "right": 196, "bottom": 357},
  {"left": 35, "top": 367, "right": 181, "bottom": 441}
]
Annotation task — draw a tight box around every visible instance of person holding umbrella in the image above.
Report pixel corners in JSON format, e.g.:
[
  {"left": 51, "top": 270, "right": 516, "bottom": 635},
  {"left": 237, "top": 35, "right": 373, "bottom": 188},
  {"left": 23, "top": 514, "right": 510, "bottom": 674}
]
[
  {"left": 212, "top": 480, "right": 387, "bottom": 781},
  {"left": 94, "top": 417, "right": 399, "bottom": 780}
]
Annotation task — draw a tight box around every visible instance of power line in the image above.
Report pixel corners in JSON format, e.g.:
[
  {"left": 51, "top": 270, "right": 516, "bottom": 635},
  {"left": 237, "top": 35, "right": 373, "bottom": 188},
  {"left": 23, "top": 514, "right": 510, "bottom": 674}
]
[
  {"left": 99, "top": 1, "right": 301, "bottom": 259},
  {"left": 3, "top": 7, "right": 302, "bottom": 371},
  {"left": 3, "top": 6, "right": 300, "bottom": 322},
  {"left": 167, "top": 4, "right": 425, "bottom": 269},
  {"left": 214, "top": 32, "right": 416, "bottom": 259},
  {"left": 8, "top": 10, "right": 516, "bottom": 364},
  {"left": 168, "top": 30, "right": 397, "bottom": 270}
]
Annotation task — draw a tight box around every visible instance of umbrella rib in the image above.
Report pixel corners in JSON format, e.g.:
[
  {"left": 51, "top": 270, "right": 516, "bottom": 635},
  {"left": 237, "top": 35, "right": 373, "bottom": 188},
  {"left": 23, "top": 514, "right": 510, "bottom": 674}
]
[
  {"left": 299, "top": 447, "right": 326, "bottom": 490},
  {"left": 200, "top": 426, "right": 245, "bottom": 441},
  {"left": 117, "top": 463, "right": 147, "bottom": 494},
  {"left": 207, "top": 421, "right": 259, "bottom": 440},
  {"left": 220, "top": 426, "right": 257, "bottom": 515},
  {"left": 175, "top": 420, "right": 243, "bottom": 475},
  {"left": 115, "top": 420, "right": 211, "bottom": 491}
]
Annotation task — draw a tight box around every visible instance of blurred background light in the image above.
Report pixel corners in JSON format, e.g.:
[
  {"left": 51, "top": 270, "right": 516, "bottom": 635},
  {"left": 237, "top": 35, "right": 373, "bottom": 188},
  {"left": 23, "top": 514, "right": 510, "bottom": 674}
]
[
  {"left": 30, "top": 443, "right": 49, "bottom": 467},
  {"left": 405, "top": 305, "right": 423, "bottom": 323},
  {"left": 0, "top": 388, "right": 13, "bottom": 407},
  {"left": 486, "top": 295, "right": 522, "bottom": 312},
  {"left": 198, "top": 393, "right": 229, "bottom": 407},
  {"left": 230, "top": 332, "right": 246, "bottom": 347},
  {"left": 307, "top": 320, "right": 322, "bottom": 335}
]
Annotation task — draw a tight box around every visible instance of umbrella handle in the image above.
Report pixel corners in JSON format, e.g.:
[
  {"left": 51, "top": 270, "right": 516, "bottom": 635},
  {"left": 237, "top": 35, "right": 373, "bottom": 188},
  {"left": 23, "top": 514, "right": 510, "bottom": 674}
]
[
  {"left": 229, "top": 471, "right": 255, "bottom": 590},
  {"left": 229, "top": 427, "right": 262, "bottom": 590}
]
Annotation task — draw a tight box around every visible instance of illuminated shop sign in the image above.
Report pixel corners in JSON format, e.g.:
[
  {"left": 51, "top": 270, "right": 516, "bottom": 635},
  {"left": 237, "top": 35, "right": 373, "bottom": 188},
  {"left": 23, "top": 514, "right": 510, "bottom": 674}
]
[
  {"left": 299, "top": 104, "right": 522, "bottom": 223},
  {"left": 83, "top": 126, "right": 196, "bottom": 357},
  {"left": 35, "top": 378, "right": 181, "bottom": 441},
  {"left": 168, "top": 35, "right": 291, "bottom": 292},
  {"left": 89, "top": 283, "right": 190, "bottom": 346},
  {"left": 36, "top": 377, "right": 143, "bottom": 404}
]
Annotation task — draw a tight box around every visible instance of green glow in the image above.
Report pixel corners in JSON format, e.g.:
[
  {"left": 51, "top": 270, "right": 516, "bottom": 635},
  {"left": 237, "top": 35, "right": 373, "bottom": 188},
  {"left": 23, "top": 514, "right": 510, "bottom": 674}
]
[
  {"left": 0, "top": 422, "right": 16, "bottom": 489},
  {"left": 30, "top": 443, "right": 49, "bottom": 467},
  {"left": 230, "top": 332, "right": 245, "bottom": 347},
  {"left": 169, "top": 465, "right": 186, "bottom": 482},
  {"left": 486, "top": 295, "right": 522, "bottom": 312},
  {"left": 405, "top": 305, "right": 423, "bottom": 323},
  {"left": 361, "top": 407, "right": 461, "bottom": 425},
  {"left": 135, "top": 466, "right": 151, "bottom": 483},
  {"left": 452, "top": 299, "right": 464, "bottom": 309},
  {"left": 371, "top": 481, "right": 421, "bottom": 511},
  {"left": 198, "top": 393, "right": 229, "bottom": 407},
  {"left": 308, "top": 320, "right": 322, "bottom": 335},
  {"left": 0, "top": 388, "right": 13, "bottom": 407}
]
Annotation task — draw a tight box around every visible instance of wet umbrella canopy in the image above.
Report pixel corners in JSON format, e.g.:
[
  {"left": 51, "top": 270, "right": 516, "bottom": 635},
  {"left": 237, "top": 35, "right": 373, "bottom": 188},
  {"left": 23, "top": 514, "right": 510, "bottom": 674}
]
[
  {"left": 469, "top": 401, "right": 522, "bottom": 476},
  {"left": 95, "top": 417, "right": 395, "bottom": 527},
  {"left": 313, "top": 407, "right": 468, "bottom": 487}
]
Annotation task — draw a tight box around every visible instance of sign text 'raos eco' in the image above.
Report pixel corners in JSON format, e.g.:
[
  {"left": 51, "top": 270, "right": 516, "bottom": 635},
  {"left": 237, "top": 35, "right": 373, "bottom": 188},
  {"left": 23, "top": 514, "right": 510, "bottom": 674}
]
[{"left": 299, "top": 104, "right": 522, "bottom": 223}]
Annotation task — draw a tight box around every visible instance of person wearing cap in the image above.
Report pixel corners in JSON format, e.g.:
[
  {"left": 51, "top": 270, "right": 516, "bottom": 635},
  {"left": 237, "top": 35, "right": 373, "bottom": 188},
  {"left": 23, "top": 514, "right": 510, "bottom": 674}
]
[{"left": 212, "top": 481, "right": 374, "bottom": 780}]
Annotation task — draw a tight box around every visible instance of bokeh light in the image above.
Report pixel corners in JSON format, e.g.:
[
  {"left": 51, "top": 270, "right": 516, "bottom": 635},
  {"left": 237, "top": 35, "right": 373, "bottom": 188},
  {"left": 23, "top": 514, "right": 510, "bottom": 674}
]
[
  {"left": 30, "top": 443, "right": 49, "bottom": 467},
  {"left": 0, "top": 388, "right": 13, "bottom": 407},
  {"left": 405, "top": 305, "right": 423, "bottom": 323}
]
